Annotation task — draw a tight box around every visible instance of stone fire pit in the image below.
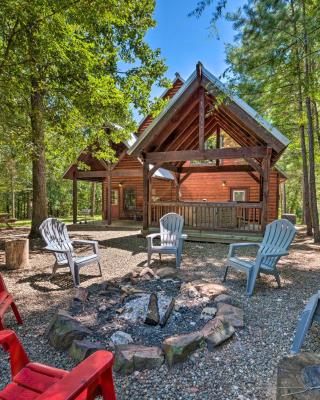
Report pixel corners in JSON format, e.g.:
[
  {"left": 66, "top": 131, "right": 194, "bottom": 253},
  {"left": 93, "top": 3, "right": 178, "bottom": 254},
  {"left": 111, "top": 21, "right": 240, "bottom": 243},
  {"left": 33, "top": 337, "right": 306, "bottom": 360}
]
[{"left": 46, "top": 266, "right": 244, "bottom": 374}]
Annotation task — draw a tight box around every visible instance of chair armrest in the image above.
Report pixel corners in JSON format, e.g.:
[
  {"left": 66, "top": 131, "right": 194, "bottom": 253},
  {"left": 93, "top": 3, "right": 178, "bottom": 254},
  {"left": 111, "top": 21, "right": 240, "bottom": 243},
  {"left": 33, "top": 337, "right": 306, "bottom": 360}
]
[
  {"left": 44, "top": 246, "right": 71, "bottom": 254},
  {"left": 72, "top": 239, "right": 100, "bottom": 256},
  {"left": 228, "top": 242, "right": 260, "bottom": 258},
  {"left": 146, "top": 233, "right": 161, "bottom": 239},
  {"left": 37, "top": 350, "right": 115, "bottom": 400},
  {"left": 0, "top": 330, "right": 29, "bottom": 378},
  {"left": 147, "top": 233, "right": 161, "bottom": 248},
  {"left": 72, "top": 239, "right": 98, "bottom": 246},
  {"left": 262, "top": 251, "right": 289, "bottom": 257}
]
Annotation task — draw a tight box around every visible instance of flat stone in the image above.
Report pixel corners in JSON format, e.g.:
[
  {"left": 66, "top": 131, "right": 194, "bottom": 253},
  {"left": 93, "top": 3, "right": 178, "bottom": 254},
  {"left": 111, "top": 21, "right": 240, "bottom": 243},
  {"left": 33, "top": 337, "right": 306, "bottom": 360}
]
[
  {"left": 181, "top": 281, "right": 227, "bottom": 300},
  {"left": 213, "top": 294, "right": 233, "bottom": 305},
  {"left": 194, "top": 282, "right": 227, "bottom": 299},
  {"left": 121, "top": 293, "right": 174, "bottom": 324},
  {"left": 162, "top": 331, "right": 204, "bottom": 367},
  {"left": 145, "top": 293, "right": 160, "bottom": 325},
  {"left": 120, "top": 285, "right": 145, "bottom": 302},
  {"left": 46, "top": 310, "right": 91, "bottom": 350},
  {"left": 200, "top": 307, "right": 217, "bottom": 320},
  {"left": 277, "top": 353, "right": 320, "bottom": 399},
  {"left": 160, "top": 297, "right": 175, "bottom": 327},
  {"left": 114, "top": 345, "right": 164, "bottom": 374},
  {"left": 139, "top": 267, "right": 156, "bottom": 278},
  {"left": 156, "top": 267, "right": 178, "bottom": 279},
  {"left": 69, "top": 339, "right": 105, "bottom": 362},
  {"left": 201, "top": 317, "right": 235, "bottom": 350},
  {"left": 110, "top": 331, "right": 134, "bottom": 346},
  {"left": 216, "top": 303, "right": 244, "bottom": 328}
]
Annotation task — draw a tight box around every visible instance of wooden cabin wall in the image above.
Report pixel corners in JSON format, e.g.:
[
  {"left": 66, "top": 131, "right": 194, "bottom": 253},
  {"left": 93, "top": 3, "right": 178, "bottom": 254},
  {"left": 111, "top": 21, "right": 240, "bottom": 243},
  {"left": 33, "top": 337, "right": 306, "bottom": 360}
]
[
  {"left": 102, "top": 177, "right": 175, "bottom": 220},
  {"left": 102, "top": 153, "right": 175, "bottom": 220},
  {"left": 180, "top": 170, "right": 279, "bottom": 223}
]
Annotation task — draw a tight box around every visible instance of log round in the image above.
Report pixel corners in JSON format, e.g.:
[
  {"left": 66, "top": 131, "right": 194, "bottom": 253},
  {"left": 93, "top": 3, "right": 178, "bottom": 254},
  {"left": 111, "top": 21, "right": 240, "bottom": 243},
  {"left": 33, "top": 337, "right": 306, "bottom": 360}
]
[{"left": 5, "top": 239, "right": 29, "bottom": 270}]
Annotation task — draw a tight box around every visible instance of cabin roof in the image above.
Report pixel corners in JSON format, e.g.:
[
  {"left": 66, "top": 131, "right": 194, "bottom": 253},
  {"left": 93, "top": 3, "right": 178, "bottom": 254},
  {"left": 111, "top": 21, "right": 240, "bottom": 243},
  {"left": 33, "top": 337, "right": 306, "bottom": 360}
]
[{"left": 128, "top": 64, "right": 289, "bottom": 160}]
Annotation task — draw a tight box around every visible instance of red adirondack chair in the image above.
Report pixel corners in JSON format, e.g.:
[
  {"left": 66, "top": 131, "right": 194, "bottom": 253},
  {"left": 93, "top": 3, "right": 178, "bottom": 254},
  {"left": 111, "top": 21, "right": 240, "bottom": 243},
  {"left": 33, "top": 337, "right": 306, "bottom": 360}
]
[
  {"left": 0, "top": 273, "right": 22, "bottom": 330},
  {"left": 0, "top": 330, "right": 116, "bottom": 400}
]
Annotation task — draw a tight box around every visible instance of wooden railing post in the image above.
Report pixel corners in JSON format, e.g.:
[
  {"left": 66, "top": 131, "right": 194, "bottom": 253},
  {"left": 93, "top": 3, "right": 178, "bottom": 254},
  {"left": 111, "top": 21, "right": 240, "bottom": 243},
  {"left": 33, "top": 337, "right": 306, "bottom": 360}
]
[
  {"left": 106, "top": 163, "right": 112, "bottom": 225},
  {"left": 261, "top": 147, "right": 272, "bottom": 231},
  {"left": 143, "top": 160, "right": 149, "bottom": 233},
  {"left": 72, "top": 169, "right": 77, "bottom": 224}
]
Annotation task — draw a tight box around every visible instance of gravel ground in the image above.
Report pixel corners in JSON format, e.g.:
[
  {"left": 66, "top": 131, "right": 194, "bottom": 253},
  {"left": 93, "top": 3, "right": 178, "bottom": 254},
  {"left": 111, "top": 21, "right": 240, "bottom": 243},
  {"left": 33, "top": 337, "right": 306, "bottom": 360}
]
[{"left": 0, "top": 226, "right": 319, "bottom": 399}]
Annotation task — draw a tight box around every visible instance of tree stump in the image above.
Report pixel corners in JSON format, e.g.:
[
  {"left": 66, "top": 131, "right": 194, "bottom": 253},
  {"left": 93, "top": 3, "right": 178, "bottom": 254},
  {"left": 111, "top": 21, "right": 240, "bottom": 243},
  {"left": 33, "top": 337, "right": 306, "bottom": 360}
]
[
  {"left": 277, "top": 353, "right": 320, "bottom": 399},
  {"left": 5, "top": 239, "right": 29, "bottom": 270}
]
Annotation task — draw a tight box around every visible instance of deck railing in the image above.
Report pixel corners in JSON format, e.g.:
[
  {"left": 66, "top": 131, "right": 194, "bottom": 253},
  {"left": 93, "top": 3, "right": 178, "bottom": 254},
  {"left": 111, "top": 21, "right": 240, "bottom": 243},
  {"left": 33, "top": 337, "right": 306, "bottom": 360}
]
[{"left": 150, "top": 201, "right": 262, "bottom": 233}]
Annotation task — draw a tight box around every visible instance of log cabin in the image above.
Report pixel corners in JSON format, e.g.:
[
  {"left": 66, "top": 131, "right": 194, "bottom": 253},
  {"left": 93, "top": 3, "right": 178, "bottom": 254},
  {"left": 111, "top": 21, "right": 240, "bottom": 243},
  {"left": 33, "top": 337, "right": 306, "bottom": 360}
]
[{"left": 63, "top": 63, "right": 289, "bottom": 241}]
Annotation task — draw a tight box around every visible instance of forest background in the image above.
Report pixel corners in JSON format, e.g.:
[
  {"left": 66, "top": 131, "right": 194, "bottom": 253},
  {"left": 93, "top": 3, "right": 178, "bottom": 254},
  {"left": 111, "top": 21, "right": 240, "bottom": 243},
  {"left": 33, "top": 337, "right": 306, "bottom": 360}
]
[{"left": 0, "top": 0, "right": 319, "bottom": 241}]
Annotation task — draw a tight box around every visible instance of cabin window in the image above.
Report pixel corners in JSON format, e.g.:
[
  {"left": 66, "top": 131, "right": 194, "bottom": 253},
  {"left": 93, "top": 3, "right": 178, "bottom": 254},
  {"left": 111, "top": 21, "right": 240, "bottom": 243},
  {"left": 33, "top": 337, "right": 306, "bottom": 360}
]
[
  {"left": 111, "top": 190, "right": 118, "bottom": 205},
  {"left": 124, "top": 188, "right": 136, "bottom": 210},
  {"left": 231, "top": 188, "right": 248, "bottom": 202}
]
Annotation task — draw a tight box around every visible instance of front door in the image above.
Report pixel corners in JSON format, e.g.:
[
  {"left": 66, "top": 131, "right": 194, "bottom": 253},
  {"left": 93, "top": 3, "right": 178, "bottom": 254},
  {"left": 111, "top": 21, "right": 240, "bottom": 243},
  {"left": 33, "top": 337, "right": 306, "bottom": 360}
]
[{"left": 111, "top": 188, "right": 119, "bottom": 219}]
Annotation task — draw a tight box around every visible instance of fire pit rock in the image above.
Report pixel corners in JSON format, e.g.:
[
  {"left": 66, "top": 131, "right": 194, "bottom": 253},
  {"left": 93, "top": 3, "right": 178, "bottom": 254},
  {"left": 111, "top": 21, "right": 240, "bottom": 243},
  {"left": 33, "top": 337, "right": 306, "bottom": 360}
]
[
  {"left": 114, "top": 345, "right": 164, "bottom": 375},
  {"left": 216, "top": 303, "right": 244, "bottom": 328},
  {"left": 201, "top": 317, "right": 235, "bottom": 350},
  {"left": 69, "top": 339, "right": 105, "bottom": 362},
  {"left": 110, "top": 331, "right": 134, "bottom": 346},
  {"left": 156, "top": 267, "right": 179, "bottom": 279},
  {"left": 121, "top": 292, "right": 174, "bottom": 326},
  {"left": 181, "top": 280, "right": 227, "bottom": 300},
  {"left": 162, "top": 331, "right": 204, "bottom": 367},
  {"left": 46, "top": 309, "right": 91, "bottom": 350}
]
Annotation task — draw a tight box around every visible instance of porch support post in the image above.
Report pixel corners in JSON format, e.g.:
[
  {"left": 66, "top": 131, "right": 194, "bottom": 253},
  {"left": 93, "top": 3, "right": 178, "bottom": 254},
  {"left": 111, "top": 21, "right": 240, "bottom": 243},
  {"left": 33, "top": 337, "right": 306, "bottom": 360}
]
[
  {"left": 216, "top": 126, "right": 220, "bottom": 166},
  {"left": 199, "top": 86, "right": 205, "bottom": 151},
  {"left": 107, "top": 163, "right": 112, "bottom": 225},
  {"left": 261, "top": 147, "right": 272, "bottom": 231},
  {"left": 72, "top": 169, "right": 77, "bottom": 224},
  {"left": 175, "top": 173, "right": 180, "bottom": 201},
  {"left": 143, "top": 159, "right": 149, "bottom": 233},
  {"left": 283, "top": 181, "right": 287, "bottom": 214}
]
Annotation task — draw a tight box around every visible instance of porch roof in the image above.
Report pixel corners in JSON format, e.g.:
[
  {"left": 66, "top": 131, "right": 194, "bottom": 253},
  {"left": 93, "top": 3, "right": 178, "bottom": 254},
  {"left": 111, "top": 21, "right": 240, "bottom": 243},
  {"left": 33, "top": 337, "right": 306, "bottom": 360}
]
[{"left": 128, "top": 63, "right": 289, "bottom": 165}]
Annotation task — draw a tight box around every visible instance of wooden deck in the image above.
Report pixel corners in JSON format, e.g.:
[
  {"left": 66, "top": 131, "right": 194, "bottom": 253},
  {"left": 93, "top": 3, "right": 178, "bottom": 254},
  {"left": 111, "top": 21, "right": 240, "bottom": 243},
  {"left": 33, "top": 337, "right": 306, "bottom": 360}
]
[{"left": 68, "top": 219, "right": 263, "bottom": 243}]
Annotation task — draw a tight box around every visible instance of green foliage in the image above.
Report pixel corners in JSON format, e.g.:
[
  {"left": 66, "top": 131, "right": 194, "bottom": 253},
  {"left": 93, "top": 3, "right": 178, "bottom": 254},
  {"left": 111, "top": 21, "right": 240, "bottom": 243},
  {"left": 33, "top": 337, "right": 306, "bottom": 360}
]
[
  {"left": 192, "top": 0, "right": 320, "bottom": 222},
  {"left": 0, "top": 0, "right": 168, "bottom": 221}
]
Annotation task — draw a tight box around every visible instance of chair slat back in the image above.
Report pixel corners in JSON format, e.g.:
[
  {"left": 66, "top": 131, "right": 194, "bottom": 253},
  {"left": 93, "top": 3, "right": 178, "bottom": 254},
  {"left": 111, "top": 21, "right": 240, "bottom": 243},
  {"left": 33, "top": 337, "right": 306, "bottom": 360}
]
[
  {"left": 260, "top": 219, "right": 296, "bottom": 268},
  {"left": 39, "top": 218, "right": 73, "bottom": 263},
  {"left": 160, "top": 213, "right": 184, "bottom": 247}
]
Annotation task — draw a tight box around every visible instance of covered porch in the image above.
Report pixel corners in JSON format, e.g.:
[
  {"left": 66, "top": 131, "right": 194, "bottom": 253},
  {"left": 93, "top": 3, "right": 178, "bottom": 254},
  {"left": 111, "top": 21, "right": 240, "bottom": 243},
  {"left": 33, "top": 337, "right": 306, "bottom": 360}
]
[{"left": 128, "top": 62, "right": 289, "bottom": 237}]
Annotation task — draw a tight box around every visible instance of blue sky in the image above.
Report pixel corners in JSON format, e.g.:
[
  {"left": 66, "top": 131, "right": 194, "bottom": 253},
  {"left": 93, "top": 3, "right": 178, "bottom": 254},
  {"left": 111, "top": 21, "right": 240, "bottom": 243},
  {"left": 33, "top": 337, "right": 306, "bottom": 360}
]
[{"left": 146, "top": 0, "right": 245, "bottom": 99}]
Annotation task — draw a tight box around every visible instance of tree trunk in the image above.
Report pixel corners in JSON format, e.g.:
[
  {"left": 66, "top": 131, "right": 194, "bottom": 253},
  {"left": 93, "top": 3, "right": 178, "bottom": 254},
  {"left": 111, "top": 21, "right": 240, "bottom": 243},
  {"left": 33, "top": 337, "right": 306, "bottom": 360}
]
[
  {"left": 312, "top": 100, "right": 320, "bottom": 148},
  {"left": 302, "top": 0, "right": 320, "bottom": 242},
  {"left": 28, "top": 29, "right": 47, "bottom": 238},
  {"left": 11, "top": 179, "right": 16, "bottom": 219},
  {"left": 90, "top": 182, "right": 96, "bottom": 217},
  {"left": 305, "top": 96, "right": 320, "bottom": 241},
  {"left": 290, "top": 0, "right": 312, "bottom": 235}
]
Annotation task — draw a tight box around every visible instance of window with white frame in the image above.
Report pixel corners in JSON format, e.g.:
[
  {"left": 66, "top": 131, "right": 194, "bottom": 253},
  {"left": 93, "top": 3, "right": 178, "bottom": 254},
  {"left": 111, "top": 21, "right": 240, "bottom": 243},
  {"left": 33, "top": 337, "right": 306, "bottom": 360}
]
[{"left": 231, "top": 188, "right": 248, "bottom": 202}]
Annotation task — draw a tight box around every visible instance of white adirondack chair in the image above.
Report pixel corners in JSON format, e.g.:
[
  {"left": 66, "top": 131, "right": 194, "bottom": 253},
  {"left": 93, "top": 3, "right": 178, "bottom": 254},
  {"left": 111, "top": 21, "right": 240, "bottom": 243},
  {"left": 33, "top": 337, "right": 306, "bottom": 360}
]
[
  {"left": 39, "top": 218, "right": 102, "bottom": 287},
  {"left": 223, "top": 219, "right": 296, "bottom": 296},
  {"left": 147, "top": 213, "right": 187, "bottom": 268}
]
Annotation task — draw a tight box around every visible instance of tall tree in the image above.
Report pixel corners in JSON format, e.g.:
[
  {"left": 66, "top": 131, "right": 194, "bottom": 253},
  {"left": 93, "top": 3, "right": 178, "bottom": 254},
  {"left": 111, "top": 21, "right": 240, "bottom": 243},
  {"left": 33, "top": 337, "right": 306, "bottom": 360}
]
[
  {"left": 191, "top": 0, "right": 320, "bottom": 242},
  {"left": 0, "top": 0, "right": 167, "bottom": 236}
]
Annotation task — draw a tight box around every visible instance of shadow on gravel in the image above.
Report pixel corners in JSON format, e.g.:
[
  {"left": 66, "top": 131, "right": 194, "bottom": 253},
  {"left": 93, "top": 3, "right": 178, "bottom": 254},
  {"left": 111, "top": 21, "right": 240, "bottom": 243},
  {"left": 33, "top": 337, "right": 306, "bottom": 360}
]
[
  {"left": 16, "top": 271, "right": 99, "bottom": 292},
  {"left": 98, "top": 234, "right": 146, "bottom": 255}
]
